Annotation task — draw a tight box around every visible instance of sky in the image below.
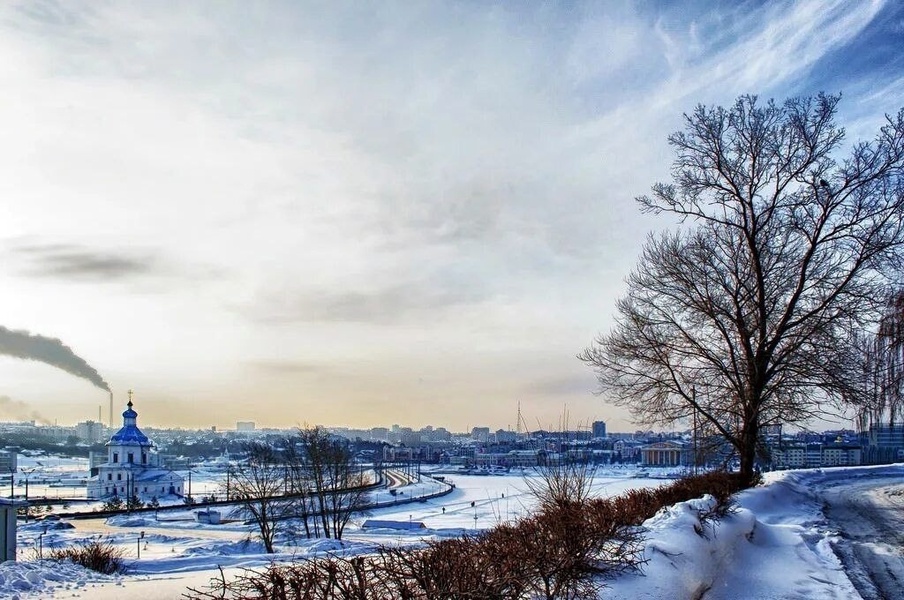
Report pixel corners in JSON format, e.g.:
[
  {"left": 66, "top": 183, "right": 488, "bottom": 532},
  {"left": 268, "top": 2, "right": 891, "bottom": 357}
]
[{"left": 0, "top": 0, "right": 902, "bottom": 432}]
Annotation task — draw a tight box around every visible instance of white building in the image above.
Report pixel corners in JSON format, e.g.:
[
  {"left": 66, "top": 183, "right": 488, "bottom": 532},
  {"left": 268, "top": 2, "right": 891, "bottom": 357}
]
[
  {"left": 87, "top": 394, "right": 184, "bottom": 500},
  {"left": 76, "top": 420, "right": 106, "bottom": 444}
]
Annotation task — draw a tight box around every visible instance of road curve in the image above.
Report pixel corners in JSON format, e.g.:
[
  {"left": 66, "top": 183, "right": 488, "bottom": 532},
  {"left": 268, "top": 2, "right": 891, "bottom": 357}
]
[{"left": 815, "top": 469, "right": 904, "bottom": 600}]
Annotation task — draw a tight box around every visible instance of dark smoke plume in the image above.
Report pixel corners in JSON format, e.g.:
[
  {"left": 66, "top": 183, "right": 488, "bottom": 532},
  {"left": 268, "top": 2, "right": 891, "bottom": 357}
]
[
  {"left": 0, "top": 395, "right": 51, "bottom": 425},
  {"left": 0, "top": 326, "right": 110, "bottom": 392}
]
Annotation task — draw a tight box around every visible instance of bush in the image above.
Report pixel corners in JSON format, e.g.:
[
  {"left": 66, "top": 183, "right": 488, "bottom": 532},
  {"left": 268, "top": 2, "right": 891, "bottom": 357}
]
[
  {"left": 101, "top": 496, "right": 124, "bottom": 511},
  {"left": 185, "top": 469, "right": 755, "bottom": 600},
  {"left": 47, "top": 539, "right": 127, "bottom": 574}
]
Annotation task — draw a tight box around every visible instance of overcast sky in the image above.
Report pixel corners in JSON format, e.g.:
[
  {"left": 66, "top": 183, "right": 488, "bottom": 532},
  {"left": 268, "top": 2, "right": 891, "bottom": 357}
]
[{"left": 0, "top": 0, "right": 902, "bottom": 432}]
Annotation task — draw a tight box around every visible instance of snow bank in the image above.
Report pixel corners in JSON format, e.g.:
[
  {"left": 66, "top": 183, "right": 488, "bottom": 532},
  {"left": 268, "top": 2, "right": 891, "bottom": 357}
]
[
  {"left": 607, "top": 473, "right": 860, "bottom": 599},
  {"left": 0, "top": 559, "right": 118, "bottom": 599}
]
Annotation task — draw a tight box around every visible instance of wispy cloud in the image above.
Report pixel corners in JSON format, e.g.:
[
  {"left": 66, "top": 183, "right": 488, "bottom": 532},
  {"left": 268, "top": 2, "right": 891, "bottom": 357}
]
[
  {"left": 250, "top": 279, "right": 490, "bottom": 325},
  {"left": 5, "top": 239, "right": 226, "bottom": 287},
  {"left": 10, "top": 242, "right": 160, "bottom": 281},
  {"left": 246, "top": 360, "right": 330, "bottom": 377}
]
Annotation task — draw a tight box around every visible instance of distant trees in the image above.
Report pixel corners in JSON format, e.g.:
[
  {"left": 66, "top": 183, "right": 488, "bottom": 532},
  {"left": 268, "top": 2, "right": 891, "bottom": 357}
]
[
  {"left": 580, "top": 93, "right": 904, "bottom": 484},
  {"left": 229, "top": 427, "right": 371, "bottom": 552}
]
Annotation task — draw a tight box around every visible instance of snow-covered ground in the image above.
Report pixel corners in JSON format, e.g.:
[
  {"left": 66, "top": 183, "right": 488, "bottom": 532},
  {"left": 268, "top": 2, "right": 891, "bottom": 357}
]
[{"left": 3, "top": 464, "right": 902, "bottom": 599}]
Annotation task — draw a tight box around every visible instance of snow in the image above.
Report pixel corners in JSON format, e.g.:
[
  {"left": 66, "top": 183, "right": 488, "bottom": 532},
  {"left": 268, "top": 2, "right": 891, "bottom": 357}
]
[{"left": 3, "top": 464, "right": 902, "bottom": 598}]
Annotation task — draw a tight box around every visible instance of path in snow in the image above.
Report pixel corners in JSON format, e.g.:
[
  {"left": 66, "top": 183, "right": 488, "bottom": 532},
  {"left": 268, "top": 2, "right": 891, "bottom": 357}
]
[{"left": 813, "top": 469, "right": 904, "bottom": 600}]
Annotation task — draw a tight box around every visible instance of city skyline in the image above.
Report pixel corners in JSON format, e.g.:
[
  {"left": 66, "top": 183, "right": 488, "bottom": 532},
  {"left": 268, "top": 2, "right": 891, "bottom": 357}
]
[{"left": 0, "top": 1, "right": 902, "bottom": 431}]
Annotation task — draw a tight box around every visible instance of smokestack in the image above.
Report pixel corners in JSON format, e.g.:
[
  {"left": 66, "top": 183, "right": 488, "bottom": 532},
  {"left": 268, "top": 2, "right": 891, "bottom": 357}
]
[
  {"left": 110, "top": 391, "right": 114, "bottom": 427},
  {"left": 0, "top": 326, "right": 110, "bottom": 391},
  {"left": 98, "top": 405, "right": 101, "bottom": 422}
]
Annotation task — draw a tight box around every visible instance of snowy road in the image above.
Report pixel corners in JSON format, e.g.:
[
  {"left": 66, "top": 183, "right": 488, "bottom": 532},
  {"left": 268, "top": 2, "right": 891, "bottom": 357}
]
[{"left": 814, "top": 469, "right": 904, "bottom": 600}]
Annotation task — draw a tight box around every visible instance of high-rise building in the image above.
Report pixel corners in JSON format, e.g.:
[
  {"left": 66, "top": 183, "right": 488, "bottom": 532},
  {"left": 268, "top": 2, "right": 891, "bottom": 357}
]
[
  {"left": 592, "top": 421, "right": 607, "bottom": 439},
  {"left": 471, "top": 427, "right": 491, "bottom": 442},
  {"left": 76, "top": 420, "right": 106, "bottom": 444}
]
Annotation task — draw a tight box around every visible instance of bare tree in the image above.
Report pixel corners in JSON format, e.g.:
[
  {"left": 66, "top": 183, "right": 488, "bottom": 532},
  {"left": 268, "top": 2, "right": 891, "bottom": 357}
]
[
  {"left": 847, "top": 290, "right": 904, "bottom": 461},
  {"left": 523, "top": 460, "right": 597, "bottom": 512},
  {"left": 281, "top": 440, "right": 321, "bottom": 539},
  {"left": 299, "top": 426, "right": 370, "bottom": 540},
  {"left": 580, "top": 94, "right": 904, "bottom": 484},
  {"left": 229, "top": 441, "right": 292, "bottom": 553},
  {"left": 874, "top": 292, "right": 904, "bottom": 424}
]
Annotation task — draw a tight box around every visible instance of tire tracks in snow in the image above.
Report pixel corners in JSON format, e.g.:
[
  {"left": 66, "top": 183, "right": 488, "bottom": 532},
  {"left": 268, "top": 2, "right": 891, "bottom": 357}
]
[{"left": 816, "top": 473, "right": 904, "bottom": 599}]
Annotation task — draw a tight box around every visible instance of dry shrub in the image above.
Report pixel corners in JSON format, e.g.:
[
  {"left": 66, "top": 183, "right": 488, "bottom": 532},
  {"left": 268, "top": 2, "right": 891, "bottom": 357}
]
[
  {"left": 379, "top": 537, "right": 525, "bottom": 599},
  {"left": 48, "top": 538, "right": 127, "bottom": 574},
  {"left": 605, "top": 488, "right": 662, "bottom": 526},
  {"left": 184, "top": 469, "right": 754, "bottom": 600},
  {"left": 186, "top": 559, "right": 381, "bottom": 600},
  {"left": 501, "top": 502, "right": 645, "bottom": 600}
]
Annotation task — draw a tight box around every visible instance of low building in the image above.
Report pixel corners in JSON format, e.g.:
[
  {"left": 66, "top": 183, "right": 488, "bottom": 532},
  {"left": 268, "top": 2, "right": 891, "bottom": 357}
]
[
  {"left": 771, "top": 442, "right": 862, "bottom": 468},
  {"left": 0, "top": 450, "right": 16, "bottom": 474},
  {"left": 640, "top": 440, "right": 691, "bottom": 467},
  {"left": 87, "top": 394, "right": 184, "bottom": 500},
  {"left": 821, "top": 444, "right": 861, "bottom": 467}
]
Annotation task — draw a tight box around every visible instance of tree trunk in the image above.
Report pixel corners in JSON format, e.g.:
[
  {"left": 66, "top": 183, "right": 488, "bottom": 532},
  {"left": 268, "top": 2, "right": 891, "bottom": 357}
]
[{"left": 738, "top": 420, "right": 759, "bottom": 486}]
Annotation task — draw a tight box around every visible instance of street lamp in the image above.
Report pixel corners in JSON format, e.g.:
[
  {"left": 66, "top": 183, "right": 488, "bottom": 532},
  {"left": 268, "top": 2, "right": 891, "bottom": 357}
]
[
  {"left": 22, "top": 468, "right": 37, "bottom": 523},
  {"left": 137, "top": 531, "right": 145, "bottom": 558},
  {"left": 37, "top": 527, "right": 47, "bottom": 563}
]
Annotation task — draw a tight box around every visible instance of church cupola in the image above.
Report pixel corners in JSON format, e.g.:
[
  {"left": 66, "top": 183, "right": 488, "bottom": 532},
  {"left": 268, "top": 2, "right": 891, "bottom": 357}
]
[{"left": 108, "top": 390, "right": 151, "bottom": 448}]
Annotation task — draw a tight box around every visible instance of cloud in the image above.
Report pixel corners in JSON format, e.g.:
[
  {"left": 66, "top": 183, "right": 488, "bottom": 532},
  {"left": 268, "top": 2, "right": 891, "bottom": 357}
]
[
  {"left": 246, "top": 360, "right": 330, "bottom": 376},
  {"left": 9, "top": 242, "right": 160, "bottom": 281},
  {"left": 250, "top": 279, "right": 489, "bottom": 325},
  {"left": 5, "top": 240, "right": 228, "bottom": 286},
  {"left": 527, "top": 374, "right": 599, "bottom": 398}
]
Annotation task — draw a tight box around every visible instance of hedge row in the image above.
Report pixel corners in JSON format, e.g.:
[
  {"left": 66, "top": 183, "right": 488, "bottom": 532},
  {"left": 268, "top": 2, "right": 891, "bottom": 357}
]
[{"left": 185, "top": 470, "right": 757, "bottom": 600}]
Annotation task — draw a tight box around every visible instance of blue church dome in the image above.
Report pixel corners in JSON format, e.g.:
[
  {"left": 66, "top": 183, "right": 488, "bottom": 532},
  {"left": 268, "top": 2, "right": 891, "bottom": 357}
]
[
  {"left": 108, "top": 399, "right": 151, "bottom": 446},
  {"left": 109, "top": 425, "right": 150, "bottom": 444}
]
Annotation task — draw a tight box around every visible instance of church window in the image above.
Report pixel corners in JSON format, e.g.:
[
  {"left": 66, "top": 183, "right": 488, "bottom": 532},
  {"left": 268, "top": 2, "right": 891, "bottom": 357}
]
[
  {"left": 142, "top": 452, "right": 147, "bottom": 464},
  {"left": 113, "top": 452, "right": 118, "bottom": 463},
  {"left": 117, "top": 473, "right": 122, "bottom": 481},
  {"left": 128, "top": 452, "right": 134, "bottom": 463},
  {"left": 107, "top": 474, "right": 112, "bottom": 480}
]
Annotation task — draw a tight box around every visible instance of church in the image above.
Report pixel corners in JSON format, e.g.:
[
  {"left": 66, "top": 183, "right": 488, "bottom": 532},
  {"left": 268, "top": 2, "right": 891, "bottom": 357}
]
[{"left": 87, "top": 392, "right": 184, "bottom": 500}]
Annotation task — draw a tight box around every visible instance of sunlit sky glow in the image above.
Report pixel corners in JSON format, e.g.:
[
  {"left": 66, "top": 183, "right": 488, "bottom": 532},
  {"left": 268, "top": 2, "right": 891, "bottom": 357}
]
[{"left": 0, "top": 0, "right": 902, "bottom": 432}]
